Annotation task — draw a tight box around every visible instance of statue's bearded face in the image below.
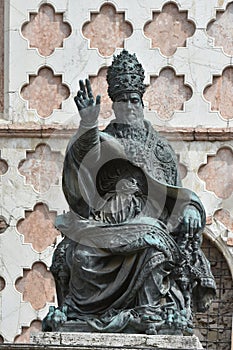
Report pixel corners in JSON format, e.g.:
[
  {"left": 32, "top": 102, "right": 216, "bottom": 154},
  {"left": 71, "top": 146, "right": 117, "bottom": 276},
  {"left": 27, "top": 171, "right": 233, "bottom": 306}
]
[{"left": 112, "top": 92, "right": 144, "bottom": 124}]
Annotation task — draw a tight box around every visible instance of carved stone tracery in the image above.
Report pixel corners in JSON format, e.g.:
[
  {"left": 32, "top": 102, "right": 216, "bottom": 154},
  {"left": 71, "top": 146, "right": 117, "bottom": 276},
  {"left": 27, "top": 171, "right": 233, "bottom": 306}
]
[
  {"left": 82, "top": 4, "right": 133, "bottom": 56},
  {"left": 21, "top": 4, "right": 71, "bottom": 56},
  {"left": 144, "top": 3, "right": 195, "bottom": 56}
]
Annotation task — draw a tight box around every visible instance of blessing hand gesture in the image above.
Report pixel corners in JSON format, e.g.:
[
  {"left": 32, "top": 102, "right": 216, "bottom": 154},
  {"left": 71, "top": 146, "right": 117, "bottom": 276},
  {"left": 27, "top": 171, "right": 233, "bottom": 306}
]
[{"left": 74, "top": 79, "right": 101, "bottom": 125}]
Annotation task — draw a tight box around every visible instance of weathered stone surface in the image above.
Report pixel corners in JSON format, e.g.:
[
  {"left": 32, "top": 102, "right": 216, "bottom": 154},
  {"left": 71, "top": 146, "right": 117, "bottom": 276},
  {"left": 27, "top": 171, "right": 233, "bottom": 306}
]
[
  {"left": 204, "top": 67, "right": 233, "bottom": 120},
  {"left": 31, "top": 332, "right": 203, "bottom": 349},
  {"left": 18, "top": 144, "right": 64, "bottom": 193},
  {"left": 21, "top": 4, "right": 71, "bottom": 56},
  {"left": 21, "top": 67, "right": 70, "bottom": 118},
  {"left": 144, "top": 68, "right": 192, "bottom": 120},
  {"left": 82, "top": 4, "right": 132, "bottom": 56},
  {"left": 207, "top": 2, "right": 233, "bottom": 56},
  {"left": 198, "top": 147, "right": 233, "bottom": 199},
  {"left": 14, "top": 320, "right": 42, "bottom": 343},
  {"left": 17, "top": 203, "right": 59, "bottom": 252},
  {"left": 144, "top": 3, "right": 195, "bottom": 56},
  {"left": 15, "top": 262, "right": 55, "bottom": 310}
]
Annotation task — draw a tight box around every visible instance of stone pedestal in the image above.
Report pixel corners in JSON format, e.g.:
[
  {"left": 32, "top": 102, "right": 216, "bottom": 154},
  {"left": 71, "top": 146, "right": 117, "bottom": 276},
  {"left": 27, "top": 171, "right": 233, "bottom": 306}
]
[{"left": 30, "top": 332, "right": 203, "bottom": 349}]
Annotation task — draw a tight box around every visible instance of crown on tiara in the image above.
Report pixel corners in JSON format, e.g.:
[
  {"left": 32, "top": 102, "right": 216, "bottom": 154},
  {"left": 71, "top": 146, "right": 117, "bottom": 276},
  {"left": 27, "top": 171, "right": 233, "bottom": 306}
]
[{"left": 107, "top": 50, "right": 146, "bottom": 101}]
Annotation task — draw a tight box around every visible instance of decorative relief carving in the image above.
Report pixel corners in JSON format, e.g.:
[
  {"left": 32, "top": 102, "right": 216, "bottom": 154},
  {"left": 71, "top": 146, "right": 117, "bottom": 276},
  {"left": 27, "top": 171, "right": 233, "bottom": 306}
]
[
  {"left": 14, "top": 320, "right": 42, "bottom": 343},
  {"left": 15, "top": 262, "right": 55, "bottom": 310},
  {"left": 82, "top": 4, "right": 133, "bottom": 56},
  {"left": 18, "top": 144, "right": 63, "bottom": 193},
  {"left": 17, "top": 203, "right": 59, "bottom": 252},
  {"left": 198, "top": 147, "right": 233, "bottom": 199},
  {"left": 21, "top": 67, "right": 69, "bottom": 118},
  {"left": 204, "top": 67, "right": 233, "bottom": 120},
  {"left": 143, "top": 3, "right": 195, "bottom": 56},
  {"left": 89, "top": 67, "right": 112, "bottom": 119},
  {"left": 21, "top": 4, "right": 71, "bottom": 56},
  {"left": 144, "top": 68, "right": 192, "bottom": 119},
  {"left": 207, "top": 2, "right": 233, "bottom": 56}
]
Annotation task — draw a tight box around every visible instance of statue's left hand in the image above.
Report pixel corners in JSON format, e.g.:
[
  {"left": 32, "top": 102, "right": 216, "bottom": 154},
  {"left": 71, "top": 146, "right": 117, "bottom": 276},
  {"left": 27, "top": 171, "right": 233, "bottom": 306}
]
[{"left": 182, "top": 205, "right": 202, "bottom": 234}]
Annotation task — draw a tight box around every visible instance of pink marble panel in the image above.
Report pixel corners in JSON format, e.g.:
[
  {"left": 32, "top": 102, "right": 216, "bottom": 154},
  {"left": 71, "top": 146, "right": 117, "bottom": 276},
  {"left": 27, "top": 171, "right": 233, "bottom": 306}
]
[
  {"left": 144, "top": 3, "right": 195, "bottom": 56},
  {"left": 18, "top": 144, "right": 63, "bottom": 193},
  {"left": 21, "top": 4, "right": 71, "bottom": 56},
  {"left": 144, "top": 68, "right": 192, "bottom": 119},
  {"left": 21, "top": 67, "right": 70, "bottom": 118},
  {"left": 82, "top": 4, "right": 133, "bottom": 56},
  {"left": 15, "top": 262, "right": 55, "bottom": 310},
  {"left": 204, "top": 67, "right": 233, "bottom": 120},
  {"left": 17, "top": 203, "right": 60, "bottom": 252},
  {"left": 198, "top": 147, "right": 233, "bottom": 199},
  {"left": 14, "top": 320, "right": 42, "bottom": 343},
  {"left": 207, "top": 2, "right": 233, "bottom": 56}
]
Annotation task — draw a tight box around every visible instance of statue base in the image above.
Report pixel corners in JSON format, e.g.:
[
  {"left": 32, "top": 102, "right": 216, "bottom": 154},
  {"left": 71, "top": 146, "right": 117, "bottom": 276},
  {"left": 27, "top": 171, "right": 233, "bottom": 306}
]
[{"left": 31, "top": 332, "right": 203, "bottom": 349}]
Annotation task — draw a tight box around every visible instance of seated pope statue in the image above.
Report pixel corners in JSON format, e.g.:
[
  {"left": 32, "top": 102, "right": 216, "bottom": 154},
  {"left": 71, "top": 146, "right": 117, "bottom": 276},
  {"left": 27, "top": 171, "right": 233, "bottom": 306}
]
[{"left": 43, "top": 50, "right": 216, "bottom": 335}]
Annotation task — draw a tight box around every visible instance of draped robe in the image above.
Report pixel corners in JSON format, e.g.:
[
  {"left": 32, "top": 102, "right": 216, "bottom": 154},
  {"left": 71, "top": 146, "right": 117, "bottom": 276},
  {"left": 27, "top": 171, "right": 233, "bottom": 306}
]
[{"left": 52, "top": 120, "right": 216, "bottom": 334}]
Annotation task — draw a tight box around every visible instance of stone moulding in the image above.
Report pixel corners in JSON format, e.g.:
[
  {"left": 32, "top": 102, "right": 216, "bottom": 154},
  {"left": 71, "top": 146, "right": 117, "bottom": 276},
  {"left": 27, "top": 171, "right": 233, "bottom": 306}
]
[
  {"left": 0, "top": 125, "right": 233, "bottom": 141},
  {"left": 29, "top": 332, "right": 203, "bottom": 349}
]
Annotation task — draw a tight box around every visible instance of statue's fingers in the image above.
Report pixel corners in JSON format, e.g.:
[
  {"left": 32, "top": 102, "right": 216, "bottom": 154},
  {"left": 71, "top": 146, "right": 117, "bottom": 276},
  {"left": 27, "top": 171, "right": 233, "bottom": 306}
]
[
  {"left": 88, "top": 97, "right": 95, "bottom": 106},
  {"left": 96, "top": 95, "right": 101, "bottom": 105},
  {"left": 74, "top": 98, "right": 85, "bottom": 111},
  {"left": 79, "top": 80, "right": 87, "bottom": 98},
  {"left": 79, "top": 80, "right": 85, "bottom": 91},
  {"left": 74, "top": 95, "right": 82, "bottom": 104},
  {"left": 76, "top": 90, "right": 84, "bottom": 101},
  {"left": 85, "top": 79, "right": 94, "bottom": 99}
]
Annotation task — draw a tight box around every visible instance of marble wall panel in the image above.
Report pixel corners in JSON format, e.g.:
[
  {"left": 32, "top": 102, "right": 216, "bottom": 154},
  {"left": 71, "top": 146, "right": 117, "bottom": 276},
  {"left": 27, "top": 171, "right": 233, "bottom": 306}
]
[{"left": 15, "top": 262, "right": 55, "bottom": 310}]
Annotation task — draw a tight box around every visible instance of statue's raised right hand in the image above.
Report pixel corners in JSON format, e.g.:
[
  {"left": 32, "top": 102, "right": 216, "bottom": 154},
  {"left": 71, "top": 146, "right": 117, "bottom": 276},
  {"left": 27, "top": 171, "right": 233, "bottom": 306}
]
[{"left": 74, "top": 79, "right": 101, "bottom": 125}]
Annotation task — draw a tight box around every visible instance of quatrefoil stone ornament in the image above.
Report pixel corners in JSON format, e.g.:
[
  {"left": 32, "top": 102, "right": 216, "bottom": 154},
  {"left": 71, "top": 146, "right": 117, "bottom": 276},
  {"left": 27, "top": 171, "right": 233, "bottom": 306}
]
[
  {"left": 18, "top": 144, "right": 64, "bottom": 192},
  {"left": 82, "top": 4, "right": 133, "bottom": 56},
  {"left": 144, "top": 68, "right": 192, "bottom": 120},
  {"left": 144, "top": 3, "right": 195, "bottom": 56},
  {"left": 21, "top": 4, "right": 71, "bottom": 56},
  {"left": 198, "top": 148, "right": 233, "bottom": 199},
  {"left": 21, "top": 67, "right": 70, "bottom": 118}
]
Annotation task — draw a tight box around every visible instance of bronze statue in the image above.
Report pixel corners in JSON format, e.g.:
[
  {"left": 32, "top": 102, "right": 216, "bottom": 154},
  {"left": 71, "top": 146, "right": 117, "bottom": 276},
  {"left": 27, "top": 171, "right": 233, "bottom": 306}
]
[{"left": 43, "top": 50, "right": 216, "bottom": 335}]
